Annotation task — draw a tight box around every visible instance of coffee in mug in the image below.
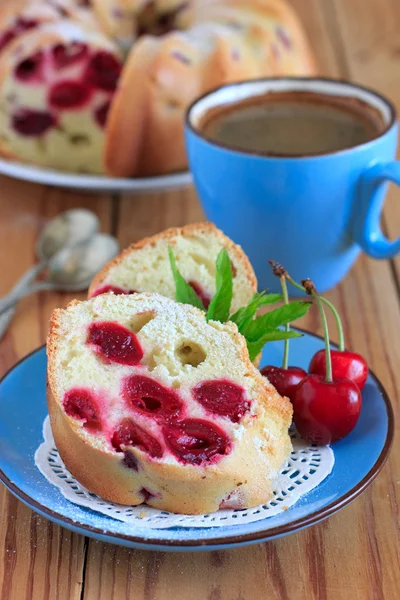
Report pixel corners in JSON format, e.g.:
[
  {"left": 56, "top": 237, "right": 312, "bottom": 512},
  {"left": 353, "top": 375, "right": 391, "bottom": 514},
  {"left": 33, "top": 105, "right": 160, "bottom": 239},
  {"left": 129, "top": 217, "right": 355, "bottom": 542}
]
[{"left": 198, "top": 91, "right": 385, "bottom": 156}]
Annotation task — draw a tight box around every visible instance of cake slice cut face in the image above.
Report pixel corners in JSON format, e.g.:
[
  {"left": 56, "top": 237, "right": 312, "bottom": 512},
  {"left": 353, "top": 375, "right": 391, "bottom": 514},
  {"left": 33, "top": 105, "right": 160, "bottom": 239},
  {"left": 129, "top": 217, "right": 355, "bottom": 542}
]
[
  {"left": 0, "top": 21, "right": 122, "bottom": 173},
  {"left": 47, "top": 293, "right": 292, "bottom": 514},
  {"left": 88, "top": 222, "right": 257, "bottom": 315}
]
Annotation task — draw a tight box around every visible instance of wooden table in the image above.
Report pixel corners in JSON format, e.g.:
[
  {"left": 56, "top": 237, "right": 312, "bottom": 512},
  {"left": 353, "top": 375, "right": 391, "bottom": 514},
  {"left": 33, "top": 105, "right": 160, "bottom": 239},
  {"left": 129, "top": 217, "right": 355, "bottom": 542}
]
[{"left": 1, "top": 1, "right": 400, "bottom": 598}]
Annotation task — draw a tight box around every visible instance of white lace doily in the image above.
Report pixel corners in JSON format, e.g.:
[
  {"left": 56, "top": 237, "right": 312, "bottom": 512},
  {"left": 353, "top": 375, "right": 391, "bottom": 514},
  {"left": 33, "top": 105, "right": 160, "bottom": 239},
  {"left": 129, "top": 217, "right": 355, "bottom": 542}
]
[{"left": 35, "top": 416, "right": 334, "bottom": 529}]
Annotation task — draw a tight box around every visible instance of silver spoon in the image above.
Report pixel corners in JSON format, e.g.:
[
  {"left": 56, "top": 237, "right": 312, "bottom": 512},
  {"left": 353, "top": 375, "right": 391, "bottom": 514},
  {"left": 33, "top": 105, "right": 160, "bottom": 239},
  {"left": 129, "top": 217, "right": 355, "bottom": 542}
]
[
  {"left": 0, "top": 233, "right": 119, "bottom": 328},
  {"left": 0, "top": 209, "right": 99, "bottom": 335},
  {"left": 0, "top": 208, "right": 99, "bottom": 310}
]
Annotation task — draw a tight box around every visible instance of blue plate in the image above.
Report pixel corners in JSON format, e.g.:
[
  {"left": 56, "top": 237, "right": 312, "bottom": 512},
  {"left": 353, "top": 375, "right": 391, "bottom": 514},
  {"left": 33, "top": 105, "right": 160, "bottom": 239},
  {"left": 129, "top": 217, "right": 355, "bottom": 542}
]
[{"left": 0, "top": 331, "right": 393, "bottom": 551}]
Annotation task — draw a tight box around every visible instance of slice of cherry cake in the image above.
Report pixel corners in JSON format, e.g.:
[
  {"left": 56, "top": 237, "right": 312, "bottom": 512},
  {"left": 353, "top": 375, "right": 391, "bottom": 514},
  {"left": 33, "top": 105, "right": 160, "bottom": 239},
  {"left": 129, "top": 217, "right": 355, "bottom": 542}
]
[
  {"left": 0, "top": 2, "right": 60, "bottom": 56},
  {"left": 0, "top": 20, "right": 122, "bottom": 173},
  {"left": 47, "top": 293, "right": 292, "bottom": 514},
  {"left": 88, "top": 222, "right": 257, "bottom": 315},
  {"left": 0, "top": 0, "right": 101, "bottom": 57}
]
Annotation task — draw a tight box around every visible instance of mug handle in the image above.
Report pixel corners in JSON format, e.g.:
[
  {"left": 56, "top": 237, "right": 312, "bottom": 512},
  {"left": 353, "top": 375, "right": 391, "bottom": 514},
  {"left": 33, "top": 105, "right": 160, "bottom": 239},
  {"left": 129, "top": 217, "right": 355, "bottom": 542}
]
[{"left": 356, "top": 162, "right": 400, "bottom": 259}]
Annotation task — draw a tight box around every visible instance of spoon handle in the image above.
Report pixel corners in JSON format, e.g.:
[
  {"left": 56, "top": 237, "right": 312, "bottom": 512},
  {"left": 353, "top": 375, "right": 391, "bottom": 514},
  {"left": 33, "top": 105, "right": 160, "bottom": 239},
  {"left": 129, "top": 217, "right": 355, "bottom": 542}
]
[
  {"left": 0, "top": 262, "right": 47, "bottom": 312},
  {"left": 0, "top": 307, "right": 16, "bottom": 342},
  {"left": 0, "top": 263, "right": 47, "bottom": 338},
  {"left": 0, "top": 281, "right": 56, "bottom": 317}
]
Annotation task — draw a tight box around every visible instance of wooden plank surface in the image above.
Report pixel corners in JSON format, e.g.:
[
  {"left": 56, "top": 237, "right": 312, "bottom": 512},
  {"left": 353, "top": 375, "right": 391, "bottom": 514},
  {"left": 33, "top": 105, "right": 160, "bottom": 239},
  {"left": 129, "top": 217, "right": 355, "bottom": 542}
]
[{"left": 0, "top": 0, "right": 399, "bottom": 598}]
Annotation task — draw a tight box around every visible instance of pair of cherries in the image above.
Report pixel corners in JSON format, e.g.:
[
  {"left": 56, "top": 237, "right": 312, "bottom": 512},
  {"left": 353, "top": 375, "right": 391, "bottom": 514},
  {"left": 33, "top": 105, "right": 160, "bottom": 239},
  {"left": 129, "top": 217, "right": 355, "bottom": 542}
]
[{"left": 261, "top": 266, "right": 367, "bottom": 445}]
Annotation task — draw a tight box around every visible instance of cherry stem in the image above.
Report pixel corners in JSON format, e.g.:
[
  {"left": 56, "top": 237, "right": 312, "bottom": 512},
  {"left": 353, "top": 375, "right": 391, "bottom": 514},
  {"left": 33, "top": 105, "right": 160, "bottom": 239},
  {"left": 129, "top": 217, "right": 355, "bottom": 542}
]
[
  {"left": 272, "top": 265, "right": 335, "bottom": 379},
  {"left": 293, "top": 276, "right": 333, "bottom": 382},
  {"left": 291, "top": 279, "right": 333, "bottom": 383},
  {"left": 285, "top": 274, "right": 304, "bottom": 293},
  {"left": 319, "top": 297, "right": 345, "bottom": 352},
  {"left": 285, "top": 274, "right": 345, "bottom": 352},
  {"left": 313, "top": 293, "right": 332, "bottom": 382},
  {"left": 281, "top": 275, "right": 290, "bottom": 370}
]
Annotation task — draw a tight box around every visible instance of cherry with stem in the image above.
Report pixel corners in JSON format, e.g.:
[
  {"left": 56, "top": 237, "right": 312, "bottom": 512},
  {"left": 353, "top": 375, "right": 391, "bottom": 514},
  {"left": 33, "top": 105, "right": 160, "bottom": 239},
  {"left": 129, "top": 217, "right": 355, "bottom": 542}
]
[
  {"left": 292, "top": 279, "right": 362, "bottom": 445},
  {"left": 273, "top": 263, "right": 368, "bottom": 390},
  {"left": 260, "top": 262, "right": 306, "bottom": 401}
]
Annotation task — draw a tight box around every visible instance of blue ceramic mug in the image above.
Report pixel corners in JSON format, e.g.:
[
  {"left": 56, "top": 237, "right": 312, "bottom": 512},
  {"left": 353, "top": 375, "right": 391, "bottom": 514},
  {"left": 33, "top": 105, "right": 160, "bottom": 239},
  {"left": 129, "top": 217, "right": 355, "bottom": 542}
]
[{"left": 185, "top": 78, "right": 400, "bottom": 293}]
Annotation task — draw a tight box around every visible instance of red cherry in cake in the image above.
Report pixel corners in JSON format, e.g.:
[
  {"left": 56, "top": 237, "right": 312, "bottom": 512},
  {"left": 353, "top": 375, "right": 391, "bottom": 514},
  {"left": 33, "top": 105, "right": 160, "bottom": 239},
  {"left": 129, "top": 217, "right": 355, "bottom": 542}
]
[
  {"left": 12, "top": 109, "right": 56, "bottom": 136},
  {"left": 139, "top": 488, "right": 158, "bottom": 503},
  {"left": 94, "top": 100, "right": 111, "bottom": 128},
  {"left": 0, "top": 31, "right": 16, "bottom": 54},
  {"left": 52, "top": 42, "right": 88, "bottom": 68},
  {"left": 260, "top": 365, "right": 306, "bottom": 402},
  {"left": 122, "top": 451, "right": 139, "bottom": 471},
  {"left": 193, "top": 379, "right": 251, "bottom": 423},
  {"left": 15, "top": 51, "right": 44, "bottom": 82},
  {"left": 85, "top": 51, "right": 121, "bottom": 91},
  {"left": 188, "top": 281, "right": 211, "bottom": 309},
  {"left": 14, "top": 18, "right": 38, "bottom": 33},
  {"left": 123, "top": 375, "right": 183, "bottom": 422},
  {"left": 112, "top": 418, "right": 163, "bottom": 458},
  {"left": 87, "top": 321, "right": 143, "bottom": 365},
  {"left": 49, "top": 81, "right": 92, "bottom": 109},
  {"left": 163, "top": 419, "right": 231, "bottom": 465},
  {"left": 90, "top": 285, "right": 137, "bottom": 298},
  {"left": 63, "top": 388, "right": 101, "bottom": 430},
  {"left": 276, "top": 26, "right": 292, "bottom": 50},
  {"left": 15, "top": 18, "right": 38, "bottom": 32},
  {"left": 0, "top": 18, "right": 38, "bottom": 53}
]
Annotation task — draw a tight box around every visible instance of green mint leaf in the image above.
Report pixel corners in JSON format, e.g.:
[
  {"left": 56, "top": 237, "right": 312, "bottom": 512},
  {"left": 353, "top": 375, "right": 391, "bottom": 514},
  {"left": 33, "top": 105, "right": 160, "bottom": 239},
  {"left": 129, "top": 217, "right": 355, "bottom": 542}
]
[
  {"left": 247, "top": 330, "right": 303, "bottom": 362},
  {"left": 168, "top": 247, "right": 205, "bottom": 311},
  {"left": 206, "top": 248, "right": 233, "bottom": 322},
  {"left": 230, "top": 292, "right": 283, "bottom": 330},
  {"left": 243, "top": 302, "right": 312, "bottom": 341}
]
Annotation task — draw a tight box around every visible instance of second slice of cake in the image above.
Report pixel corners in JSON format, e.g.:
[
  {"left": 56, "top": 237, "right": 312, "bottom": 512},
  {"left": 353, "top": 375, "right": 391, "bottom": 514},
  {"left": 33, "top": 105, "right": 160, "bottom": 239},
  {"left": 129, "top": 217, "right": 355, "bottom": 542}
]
[{"left": 88, "top": 222, "right": 257, "bottom": 314}]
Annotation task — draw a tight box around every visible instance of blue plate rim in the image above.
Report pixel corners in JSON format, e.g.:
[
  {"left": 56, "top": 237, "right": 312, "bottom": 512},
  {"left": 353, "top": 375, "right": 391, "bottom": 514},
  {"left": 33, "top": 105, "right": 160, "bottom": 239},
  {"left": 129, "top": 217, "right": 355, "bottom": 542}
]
[{"left": 0, "top": 329, "right": 394, "bottom": 549}]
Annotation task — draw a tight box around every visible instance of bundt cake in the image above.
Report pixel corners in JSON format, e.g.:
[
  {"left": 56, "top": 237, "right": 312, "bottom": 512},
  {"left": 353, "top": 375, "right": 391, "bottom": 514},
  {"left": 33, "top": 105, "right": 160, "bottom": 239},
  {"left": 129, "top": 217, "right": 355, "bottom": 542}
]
[
  {"left": 0, "top": 0, "right": 315, "bottom": 176},
  {"left": 88, "top": 222, "right": 257, "bottom": 315},
  {"left": 104, "top": 0, "right": 316, "bottom": 176},
  {"left": 104, "top": 22, "right": 262, "bottom": 176},
  {"left": 47, "top": 292, "right": 292, "bottom": 513}
]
